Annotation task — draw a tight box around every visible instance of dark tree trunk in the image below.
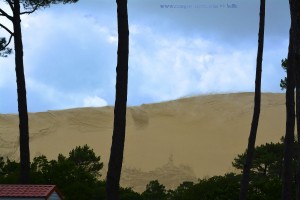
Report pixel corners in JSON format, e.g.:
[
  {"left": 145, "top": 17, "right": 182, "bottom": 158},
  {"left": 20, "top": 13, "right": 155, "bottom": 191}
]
[
  {"left": 239, "top": 1, "right": 265, "bottom": 199},
  {"left": 291, "top": 0, "right": 300, "bottom": 199},
  {"left": 12, "top": 0, "right": 30, "bottom": 184},
  {"left": 282, "top": 2, "right": 296, "bottom": 199},
  {"left": 282, "top": 33, "right": 295, "bottom": 200},
  {"left": 106, "top": 0, "right": 129, "bottom": 199}
]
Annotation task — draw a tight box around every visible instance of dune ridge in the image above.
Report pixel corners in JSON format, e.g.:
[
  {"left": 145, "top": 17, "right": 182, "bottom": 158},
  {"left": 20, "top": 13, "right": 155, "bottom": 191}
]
[{"left": 0, "top": 92, "right": 285, "bottom": 192}]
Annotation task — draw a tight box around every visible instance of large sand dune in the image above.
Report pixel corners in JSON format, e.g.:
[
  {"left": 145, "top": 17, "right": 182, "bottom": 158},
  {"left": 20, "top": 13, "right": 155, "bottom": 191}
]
[{"left": 0, "top": 92, "right": 285, "bottom": 192}]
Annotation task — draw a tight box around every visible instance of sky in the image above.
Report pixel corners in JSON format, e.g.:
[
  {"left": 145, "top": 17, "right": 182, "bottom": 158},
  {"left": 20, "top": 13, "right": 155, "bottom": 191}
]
[{"left": 0, "top": 0, "right": 290, "bottom": 114}]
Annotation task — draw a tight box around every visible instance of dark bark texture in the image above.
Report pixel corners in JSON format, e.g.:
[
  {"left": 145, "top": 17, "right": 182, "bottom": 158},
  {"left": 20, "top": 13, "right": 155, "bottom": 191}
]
[
  {"left": 106, "top": 0, "right": 129, "bottom": 199},
  {"left": 12, "top": 0, "right": 30, "bottom": 184},
  {"left": 239, "top": 0, "right": 265, "bottom": 199},
  {"left": 282, "top": 2, "right": 297, "bottom": 199},
  {"left": 291, "top": 0, "right": 300, "bottom": 199}
]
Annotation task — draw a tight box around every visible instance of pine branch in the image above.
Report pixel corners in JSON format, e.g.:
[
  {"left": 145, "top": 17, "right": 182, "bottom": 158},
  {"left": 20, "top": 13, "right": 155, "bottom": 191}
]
[
  {"left": 3, "top": 34, "right": 13, "bottom": 49},
  {"left": 20, "top": 4, "right": 39, "bottom": 15},
  {"left": 0, "top": 8, "right": 13, "bottom": 21},
  {"left": 5, "top": 0, "right": 14, "bottom": 12},
  {"left": 0, "top": 23, "right": 13, "bottom": 35}
]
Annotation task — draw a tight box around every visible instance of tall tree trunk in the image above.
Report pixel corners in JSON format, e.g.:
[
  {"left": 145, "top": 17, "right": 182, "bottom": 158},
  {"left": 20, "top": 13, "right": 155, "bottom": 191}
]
[
  {"left": 239, "top": 0, "right": 265, "bottom": 199},
  {"left": 291, "top": 0, "right": 300, "bottom": 199},
  {"left": 282, "top": 2, "right": 296, "bottom": 198},
  {"left": 106, "top": 0, "right": 129, "bottom": 199},
  {"left": 296, "top": 62, "right": 300, "bottom": 199},
  {"left": 12, "top": 0, "right": 30, "bottom": 184}
]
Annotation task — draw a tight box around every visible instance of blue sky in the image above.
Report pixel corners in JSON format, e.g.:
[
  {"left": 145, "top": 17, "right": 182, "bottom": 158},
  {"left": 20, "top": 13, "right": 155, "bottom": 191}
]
[{"left": 0, "top": 0, "right": 289, "bottom": 114}]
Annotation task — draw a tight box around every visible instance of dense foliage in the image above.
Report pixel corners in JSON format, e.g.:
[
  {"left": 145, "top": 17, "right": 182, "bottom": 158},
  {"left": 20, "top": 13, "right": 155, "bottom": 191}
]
[
  {"left": 0, "top": 145, "right": 104, "bottom": 200},
  {"left": 280, "top": 58, "right": 288, "bottom": 90},
  {"left": 0, "top": 141, "right": 294, "bottom": 199},
  {"left": 0, "top": 37, "right": 12, "bottom": 57}
]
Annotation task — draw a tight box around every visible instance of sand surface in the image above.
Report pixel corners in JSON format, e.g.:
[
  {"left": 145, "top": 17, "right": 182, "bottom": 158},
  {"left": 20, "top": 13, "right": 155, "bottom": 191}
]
[{"left": 0, "top": 92, "right": 286, "bottom": 192}]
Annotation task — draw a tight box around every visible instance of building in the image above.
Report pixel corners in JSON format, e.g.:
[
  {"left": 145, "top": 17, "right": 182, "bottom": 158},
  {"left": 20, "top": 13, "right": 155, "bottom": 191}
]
[{"left": 0, "top": 185, "right": 63, "bottom": 200}]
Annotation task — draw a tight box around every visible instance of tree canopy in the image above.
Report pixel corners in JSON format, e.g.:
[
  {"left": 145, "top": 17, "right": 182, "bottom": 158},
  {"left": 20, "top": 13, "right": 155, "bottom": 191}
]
[
  {"left": 0, "top": 0, "right": 79, "bottom": 53},
  {"left": 280, "top": 58, "right": 288, "bottom": 90},
  {"left": 233, "top": 141, "right": 285, "bottom": 178},
  {"left": 1, "top": 145, "right": 103, "bottom": 200},
  {"left": 0, "top": 140, "right": 295, "bottom": 199},
  {"left": 0, "top": 37, "right": 12, "bottom": 57}
]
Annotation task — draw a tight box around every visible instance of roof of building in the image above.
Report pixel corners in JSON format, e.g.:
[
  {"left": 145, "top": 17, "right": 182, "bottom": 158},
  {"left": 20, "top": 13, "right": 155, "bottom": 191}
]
[{"left": 0, "top": 185, "right": 63, "bottom": 199}]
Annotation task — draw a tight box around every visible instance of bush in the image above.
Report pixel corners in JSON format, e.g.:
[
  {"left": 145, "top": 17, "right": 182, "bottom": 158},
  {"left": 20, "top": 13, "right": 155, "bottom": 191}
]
[
  {"left": 1, "top": 145, "right": 105, "bottom": 200},
  {"left": 142, "top": 180, "right": 168, "bottom": 200},
  {"left": 0, "top": 139, "right": 292, "bottom": 199}
]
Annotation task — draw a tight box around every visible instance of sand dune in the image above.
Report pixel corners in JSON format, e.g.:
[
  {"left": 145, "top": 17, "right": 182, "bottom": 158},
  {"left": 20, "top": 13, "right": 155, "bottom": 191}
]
[{"left": 0, "top": 92, "right": 285, "bottom": 192}]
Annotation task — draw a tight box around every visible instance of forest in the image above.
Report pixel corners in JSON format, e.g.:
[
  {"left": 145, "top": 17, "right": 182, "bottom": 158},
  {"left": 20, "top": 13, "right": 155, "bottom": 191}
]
[
  {"left": 0, "top": 140, "right": 292, "bottom": 199},
  {"left": 0, "top": 0, "right": 300, "bottom": 200}
]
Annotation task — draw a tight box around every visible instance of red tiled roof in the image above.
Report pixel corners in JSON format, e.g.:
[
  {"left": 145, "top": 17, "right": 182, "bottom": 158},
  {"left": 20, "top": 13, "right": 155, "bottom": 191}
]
[{"left": 0, "top": 185, "right": 61, "bottom": 198}]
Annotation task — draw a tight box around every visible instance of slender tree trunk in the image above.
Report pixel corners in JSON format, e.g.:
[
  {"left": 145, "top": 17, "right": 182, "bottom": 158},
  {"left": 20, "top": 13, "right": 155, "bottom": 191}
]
[
  {"left": 239, "top": 1, "right": 265, "bottom": 199},
  {"left": 296, "top": 87, "right": 300, "bottom": 197},
  {"left": 12, "top": 0, "right": 30, "bottom": 184},
  {"left": 282, "top": 2, "right": 296, "bottom": 198},
  {"left": 106, "top": 0, "right": 129, "bottom": 199},
  {"left": 282, "top": 34, "right": 295, "bottom": 200},
  {"left": 291, "top": 0, "right": 300, "bottom": 199}
]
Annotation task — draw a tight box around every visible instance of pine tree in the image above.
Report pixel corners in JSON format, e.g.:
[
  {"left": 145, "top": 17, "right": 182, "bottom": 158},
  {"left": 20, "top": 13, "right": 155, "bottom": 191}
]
[{"left": 0, "top": 0, "right": 78, "bottom": 184}]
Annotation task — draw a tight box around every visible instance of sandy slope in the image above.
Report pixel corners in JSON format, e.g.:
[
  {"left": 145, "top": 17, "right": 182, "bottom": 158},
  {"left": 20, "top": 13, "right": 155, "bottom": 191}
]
[{"left": 0, "top": 92, "right": 285, "bottom": 192}]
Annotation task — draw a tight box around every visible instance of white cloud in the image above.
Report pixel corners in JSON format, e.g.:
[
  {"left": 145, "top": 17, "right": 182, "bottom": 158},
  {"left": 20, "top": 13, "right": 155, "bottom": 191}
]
[
  {"left": 26, "top": 78, "right": 107, "bottom": 111},
  {"left": 108, "top": 35, "right": 118, "bottom": 44},
  {"left": 83, "top": 96, "right": 108, "bottom": 107},
  {"left": 26, "top": 78, "right": 77, "bottom": 109},
  {"left": 20, "top": 10, "right": 118, "bottom": 57},
  {"left": 1, "top": 9, "right": 115, "bottom": 112},
  {"left": 129, "top": 24, "right": 257, "bottom": 102},
  {"left": 0, "top": 2, "right": 289, "bottom": 113},
  {"left": 0, "top": 56, "right": 15, "bottom": 88},
  {"left": 83, "top": 15, "right": 118, "bottom": 45}
]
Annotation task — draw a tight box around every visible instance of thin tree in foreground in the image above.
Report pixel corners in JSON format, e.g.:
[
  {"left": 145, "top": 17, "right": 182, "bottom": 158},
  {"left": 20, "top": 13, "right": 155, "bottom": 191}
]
[
  {"left": 106, "top": 0, "right": 129, "bottom": 199},
  {"left": 290, "top": 0, "right": 300, "bottom": 199},
  {"left": 239, "top": 0, "right": 265, "bottom": 199},
  {"left": 0, "top": 0, "right": 78, "bottom": 184},
  {"left": 281, "top": 1, "right": 296, "bottom": 199}
]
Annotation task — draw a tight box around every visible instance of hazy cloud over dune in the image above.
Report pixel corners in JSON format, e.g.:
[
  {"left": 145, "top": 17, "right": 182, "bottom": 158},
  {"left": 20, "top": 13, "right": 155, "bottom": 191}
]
[{"left": 0, "top": 0, "right": 290, "bottom": 113}]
